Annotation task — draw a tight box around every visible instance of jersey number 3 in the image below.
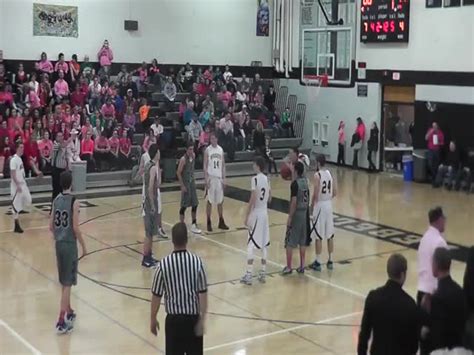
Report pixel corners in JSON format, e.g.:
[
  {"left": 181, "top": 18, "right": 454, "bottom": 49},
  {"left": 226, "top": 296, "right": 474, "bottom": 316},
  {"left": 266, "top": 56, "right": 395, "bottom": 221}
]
[
  {"left": 321, "top": 181, "right": 331, "bottom": 194},
  {"left": 54, "top": 210, "right": 69, "bottom": 228},
  {"left": 260, "top": 188, "right": 266, "bottom": 201}
]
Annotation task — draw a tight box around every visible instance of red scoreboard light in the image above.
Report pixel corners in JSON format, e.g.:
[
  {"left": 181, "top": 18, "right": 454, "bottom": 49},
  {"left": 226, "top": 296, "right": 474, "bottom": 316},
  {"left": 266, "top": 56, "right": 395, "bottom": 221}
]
[{"left": 360, "top": 0, "right": 410, "bottom": 43}]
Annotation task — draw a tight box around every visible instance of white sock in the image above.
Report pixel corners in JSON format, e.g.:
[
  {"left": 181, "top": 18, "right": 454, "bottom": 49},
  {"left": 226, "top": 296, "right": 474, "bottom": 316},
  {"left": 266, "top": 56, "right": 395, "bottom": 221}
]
[
  {"left": 261, "top": 262, "right": 266, "bottom": 273},
  {"left": 316, "top": 254, "right": 321, "bottom": 263},
  {"left": 246, "top": 263, "right": 253, "bottom": 274},
  {"left": 328, "top": 253, "right": 332, "bottom": 262}
]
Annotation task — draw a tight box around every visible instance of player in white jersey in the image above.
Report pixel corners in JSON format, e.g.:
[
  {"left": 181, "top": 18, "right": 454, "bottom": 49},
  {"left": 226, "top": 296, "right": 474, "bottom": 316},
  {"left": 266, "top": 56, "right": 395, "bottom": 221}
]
[
  {"left": 203, "top": 132, "right": 229, "bottom": 232},
  {"left": 309, "top": 155, "right": 337, "bottom": 271},
  {"left": 240, "top": 157, "right": 271, "bottom": 285},
  {"left": 10, "top": 142, "right": 32, "bottom": 233}
]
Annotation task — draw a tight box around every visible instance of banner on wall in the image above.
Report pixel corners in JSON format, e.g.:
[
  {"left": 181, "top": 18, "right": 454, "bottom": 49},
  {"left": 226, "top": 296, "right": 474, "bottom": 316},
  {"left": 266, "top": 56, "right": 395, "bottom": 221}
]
[
  {"left": 256, "top": 0, "right": 270, "bottom": 36},
  {"left": 33, "top": 3, "right": 78, "bottom": 38}
]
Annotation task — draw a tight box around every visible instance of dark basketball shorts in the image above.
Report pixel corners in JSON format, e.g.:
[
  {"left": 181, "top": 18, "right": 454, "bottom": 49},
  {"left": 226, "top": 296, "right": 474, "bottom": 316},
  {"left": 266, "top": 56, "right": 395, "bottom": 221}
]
[{"left": 55, "top": 242, "right": 78, "bottom": 286}]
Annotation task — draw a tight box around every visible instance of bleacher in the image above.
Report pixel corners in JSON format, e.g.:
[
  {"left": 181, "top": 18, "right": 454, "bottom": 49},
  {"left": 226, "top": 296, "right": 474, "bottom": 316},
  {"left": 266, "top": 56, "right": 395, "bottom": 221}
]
[{"left": 0, "top": 77, "right": 309, "bottom": 206}]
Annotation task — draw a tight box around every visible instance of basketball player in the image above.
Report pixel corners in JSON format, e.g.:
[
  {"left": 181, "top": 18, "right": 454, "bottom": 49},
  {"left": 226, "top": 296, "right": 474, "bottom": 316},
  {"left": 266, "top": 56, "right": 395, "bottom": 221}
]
[
  {"left": 50, "top": 171, "right": 86, "bottom": 334},
  {"left": 177, "top": 142, "right": 201, "bottom": 234},
  {"left": 240, "top": 157, "right": 271, "bottom": 285},
  {"left": 203, "top": 132, "right": 229, "bottom": 232},
  {"left": 282, "top": 161, "right": 310, "bottom": 275},
  {"left": 10, "top": 141, "right": 32, "bottom": 233},
  {"left": 141, "top": 144, "right": 162, "bottom": 268},
  {"left": 309, "top": 155, "right": 337, "bottom": 271},
  {"left": 141, "top": 145, "right": 166, "bottom": 239},
  {"left": 285, "top": 147, "right": 310, "bottom": 180}
]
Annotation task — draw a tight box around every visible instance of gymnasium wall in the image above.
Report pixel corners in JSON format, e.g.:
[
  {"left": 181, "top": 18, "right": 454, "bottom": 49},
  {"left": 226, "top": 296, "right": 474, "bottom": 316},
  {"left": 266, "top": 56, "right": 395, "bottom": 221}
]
[
  {"left": 0, "top": 0, "right": 272, "bottom": 66},
  {"left": 281, "top": 79, "right": 382, "bottom": 169},
  {"left": 356, "top": 1, "right": 474, "bottom": 73}
]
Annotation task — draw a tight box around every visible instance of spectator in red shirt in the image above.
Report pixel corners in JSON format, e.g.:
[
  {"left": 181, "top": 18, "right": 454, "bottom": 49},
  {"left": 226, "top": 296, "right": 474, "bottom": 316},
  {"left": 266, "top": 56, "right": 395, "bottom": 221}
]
[
  {"left": 425, "top": 122, "right": 445, "bottom": 180},
  {"left": 352, "top": 117, "right": 366, "bottom": 169},
  {"left": 1, "top": 136, "right": 13, "bottom": 177},
  {"left": 101, "top": 97, "right": 116, "bottom": 123},
  {"left": 24, "top": 134, "right": 43, "bottom": 177},
  {"left": 94, "top": 131, "right": 111, "bottom": 171},
  {"left": 109, "top": 129, "right": 120, "bottom": 169},
  {"left": 38, "top": 130, "right": 53, "bottom": 174},
  {"left": 69, "top": 54, "right": 80, "bottom": 83},
  {"left": 80, "top": 130, "right": 95, "bottom": 172},
  {"left": 119, "top": 129, "right": 132, "bottom": 170},
  {"left": 38, "top": 73, "right": 52, "bottom": 107},
  {"left": 71, "top": 83, "right": 86, "bottom": 108}
]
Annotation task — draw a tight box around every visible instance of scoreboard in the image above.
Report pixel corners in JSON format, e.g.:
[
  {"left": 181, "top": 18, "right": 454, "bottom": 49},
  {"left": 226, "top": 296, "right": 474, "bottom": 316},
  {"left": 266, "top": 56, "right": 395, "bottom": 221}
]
[{"left": 360, "top": 0, "right": 410, "bottom": 43}]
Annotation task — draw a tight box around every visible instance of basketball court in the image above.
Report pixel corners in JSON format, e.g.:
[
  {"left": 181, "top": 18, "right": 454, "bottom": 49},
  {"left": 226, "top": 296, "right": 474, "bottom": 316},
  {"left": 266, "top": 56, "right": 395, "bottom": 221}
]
[{"left": 0, "top": 167, "right": 471, "bottom": 354}]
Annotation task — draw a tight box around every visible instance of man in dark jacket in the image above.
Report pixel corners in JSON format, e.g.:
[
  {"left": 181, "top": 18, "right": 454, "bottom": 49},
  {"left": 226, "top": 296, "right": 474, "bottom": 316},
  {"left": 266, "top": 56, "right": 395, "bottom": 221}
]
[
  {"left": 358, "top": 254, "right": 420, "bottom": 355},
  {"left": 433, "top": 140, "right": 460, "bottom": 189},
  {"left": 426, "top": 247, "right": 468, "bottom": 352}
]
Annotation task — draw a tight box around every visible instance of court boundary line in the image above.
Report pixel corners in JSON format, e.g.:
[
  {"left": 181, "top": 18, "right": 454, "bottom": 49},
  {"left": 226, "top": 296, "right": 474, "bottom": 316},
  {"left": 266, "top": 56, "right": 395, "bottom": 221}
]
[
  {"left": 0, "top": 319, "right": 42, "bottom": 355},
  {"left": 204, "top": 311, "right": 361, "bottom": 352}
]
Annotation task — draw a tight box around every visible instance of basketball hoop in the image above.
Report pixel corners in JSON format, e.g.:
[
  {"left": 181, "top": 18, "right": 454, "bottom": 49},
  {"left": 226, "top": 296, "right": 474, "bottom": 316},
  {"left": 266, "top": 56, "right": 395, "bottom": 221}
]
[{"left": 302, "top": 74, "right": 329, "bottom": 87}]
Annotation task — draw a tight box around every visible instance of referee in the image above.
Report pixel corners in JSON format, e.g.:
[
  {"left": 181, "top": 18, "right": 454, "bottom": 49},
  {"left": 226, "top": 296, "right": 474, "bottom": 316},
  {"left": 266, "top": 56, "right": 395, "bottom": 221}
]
[
  {"left": 51, "top": 132, "right": 70, "bottom": 202},
  {"left": 150, "top": 222, "right": 208, "bottom": 355}
]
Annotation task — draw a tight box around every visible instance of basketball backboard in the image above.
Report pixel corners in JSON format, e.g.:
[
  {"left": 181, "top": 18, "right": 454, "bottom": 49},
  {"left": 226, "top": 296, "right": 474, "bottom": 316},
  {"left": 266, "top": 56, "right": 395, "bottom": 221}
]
[{"left": 302, "top": 27, "right": 353, "bottom": 86}]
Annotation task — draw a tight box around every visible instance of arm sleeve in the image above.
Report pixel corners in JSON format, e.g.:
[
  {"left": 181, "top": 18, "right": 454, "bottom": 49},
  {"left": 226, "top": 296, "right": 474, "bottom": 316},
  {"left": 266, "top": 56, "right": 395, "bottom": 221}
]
[
  {"left": 290, "top": 181, "right": 298, "bottom": 198},
  {"left": 251, "top": 176, "right": 257, "bottom": 191},
  {"left": 151, "top": 262, "right": 164, "bottom": 297},
  {"left": 197, "top": 260, "right": 208, "bottom": 293},
  {"left": 357, "top": 292, "right": 373, "bottom": 355},
  {"left": 9, "top": 157, "right": 17, "bottom": 171}
]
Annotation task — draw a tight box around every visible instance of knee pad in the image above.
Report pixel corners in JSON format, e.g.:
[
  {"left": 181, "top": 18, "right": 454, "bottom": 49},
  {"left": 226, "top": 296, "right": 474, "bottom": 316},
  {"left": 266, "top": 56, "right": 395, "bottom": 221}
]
[
  {"left": 179, "top": 207, "right": 186, "bottom": 216},
  {"left": 191, "top": 206, "right": 197, "bottom": 213}
]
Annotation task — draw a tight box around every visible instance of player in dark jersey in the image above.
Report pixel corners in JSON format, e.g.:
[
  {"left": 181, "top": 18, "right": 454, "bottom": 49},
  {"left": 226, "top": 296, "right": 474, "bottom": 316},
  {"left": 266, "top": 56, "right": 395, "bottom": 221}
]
[
  {"left": 282, "top": 161, "right": 310, "bottom": 275},
  {"left": 49, "top": 171, "right": 86, "bottom": 334}
]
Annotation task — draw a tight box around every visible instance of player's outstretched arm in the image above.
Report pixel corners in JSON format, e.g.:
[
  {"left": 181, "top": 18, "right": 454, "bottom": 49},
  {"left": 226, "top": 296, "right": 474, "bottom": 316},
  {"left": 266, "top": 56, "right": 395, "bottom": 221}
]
[{"left": 73, "top": 200, "right": 87, "bottom": 257}]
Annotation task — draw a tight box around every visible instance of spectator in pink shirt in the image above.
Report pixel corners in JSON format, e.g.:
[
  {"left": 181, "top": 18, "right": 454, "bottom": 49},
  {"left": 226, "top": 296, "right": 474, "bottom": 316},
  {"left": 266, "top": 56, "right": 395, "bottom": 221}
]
[
  {"left": 101, "top": 97, "right": 116, "bottom": 122},
  {"left": 425, "top": 122, "right": 445, "bottom": 181},
  {"left": 54, "top": 53, "right": 69, "bottom": 75},
  {"left": 25, "top": 86, "right": 41, "bottom": 110},
  {"left": 35, "top": 52, "right": 54, "bottom": 75},
  {"left": 53, "top": 71, "right": 69, "bottom": 101},
  {"left": 97, "top": 40, "right": 113, "bottom": 77}
]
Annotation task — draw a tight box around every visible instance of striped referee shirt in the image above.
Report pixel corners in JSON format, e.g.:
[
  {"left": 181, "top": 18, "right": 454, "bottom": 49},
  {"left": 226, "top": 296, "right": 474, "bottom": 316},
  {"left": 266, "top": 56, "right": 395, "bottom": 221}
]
[
  {"left": 52, "top": 142, "right": 70, "bottom": 169},
  {"left": 151, "top": 250, "right": 207, "bottom": 315}
]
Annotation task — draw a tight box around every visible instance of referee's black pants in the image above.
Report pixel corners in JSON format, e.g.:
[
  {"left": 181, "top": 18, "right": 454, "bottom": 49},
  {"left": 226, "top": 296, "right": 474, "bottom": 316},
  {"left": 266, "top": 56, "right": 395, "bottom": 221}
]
[
  {"left": 52, "top": 167, "right": 65, "bottom": 202},
  {"left": 165, "top": 314, "right": 202, "bottom": 355}
]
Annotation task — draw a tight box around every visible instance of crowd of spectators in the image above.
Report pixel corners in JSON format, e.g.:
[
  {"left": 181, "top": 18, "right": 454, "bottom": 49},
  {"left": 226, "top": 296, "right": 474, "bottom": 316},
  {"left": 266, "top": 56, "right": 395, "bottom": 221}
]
[{"left": 0, "top": 41, "right": 296, "bottom": 179}]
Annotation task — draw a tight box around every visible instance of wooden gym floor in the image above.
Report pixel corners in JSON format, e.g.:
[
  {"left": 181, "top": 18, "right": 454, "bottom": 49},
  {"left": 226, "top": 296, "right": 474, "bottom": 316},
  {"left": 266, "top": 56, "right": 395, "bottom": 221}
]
[{"left": 0, "top": 167, "right": 472, "bottom": 354}]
